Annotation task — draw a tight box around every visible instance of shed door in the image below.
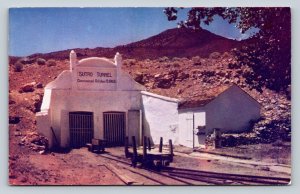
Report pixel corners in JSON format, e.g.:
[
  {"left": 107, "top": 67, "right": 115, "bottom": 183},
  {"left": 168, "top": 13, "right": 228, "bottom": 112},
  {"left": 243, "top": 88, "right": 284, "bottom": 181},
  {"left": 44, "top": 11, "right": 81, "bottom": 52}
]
[
  {"left": 103, "top": 112, "right": 125, "bottom": 147},
  {"left": 69, "top": 112, "right": 94, "bottom": 148},
  {"left": 185, "top": 115, "right": 194, "bottom": 147}
]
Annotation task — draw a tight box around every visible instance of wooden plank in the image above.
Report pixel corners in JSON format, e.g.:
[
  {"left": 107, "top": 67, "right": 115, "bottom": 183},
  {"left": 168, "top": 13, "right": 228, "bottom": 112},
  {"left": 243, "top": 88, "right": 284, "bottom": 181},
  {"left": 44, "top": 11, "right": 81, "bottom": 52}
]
[{"left": 105, "top": 163, "right": 136, "bottom": 185}]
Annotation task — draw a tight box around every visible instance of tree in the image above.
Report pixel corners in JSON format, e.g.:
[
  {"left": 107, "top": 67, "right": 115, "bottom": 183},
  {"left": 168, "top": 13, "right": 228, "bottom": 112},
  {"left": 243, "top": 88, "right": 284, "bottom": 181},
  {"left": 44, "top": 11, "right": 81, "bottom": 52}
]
[{"left": 164, "top": 7, "right": 291, "bottom": 93}]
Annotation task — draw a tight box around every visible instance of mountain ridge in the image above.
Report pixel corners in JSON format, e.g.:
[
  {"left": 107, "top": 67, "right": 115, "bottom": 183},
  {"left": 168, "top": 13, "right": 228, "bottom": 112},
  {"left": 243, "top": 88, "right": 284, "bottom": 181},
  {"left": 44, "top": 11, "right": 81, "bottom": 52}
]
[{"left": 10, "top": 27, "right": 245, "bottom": 63}]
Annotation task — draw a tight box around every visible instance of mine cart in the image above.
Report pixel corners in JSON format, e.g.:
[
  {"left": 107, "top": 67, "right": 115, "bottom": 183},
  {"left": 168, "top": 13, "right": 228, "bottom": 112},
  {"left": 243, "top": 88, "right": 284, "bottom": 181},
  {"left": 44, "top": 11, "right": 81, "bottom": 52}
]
[
  {"left": 87, "top": 138, "right": 107, "bottom": 153},
  {"left": 125, "top": 136, "right": 174, "bottom": 170}
]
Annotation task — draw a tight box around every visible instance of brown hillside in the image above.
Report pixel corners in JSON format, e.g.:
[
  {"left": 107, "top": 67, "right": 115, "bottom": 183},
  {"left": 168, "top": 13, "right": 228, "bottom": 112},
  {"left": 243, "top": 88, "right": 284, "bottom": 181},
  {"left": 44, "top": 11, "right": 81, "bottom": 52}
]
[{"left": 10, "top": 28, "right": 243, "bottom": 63}]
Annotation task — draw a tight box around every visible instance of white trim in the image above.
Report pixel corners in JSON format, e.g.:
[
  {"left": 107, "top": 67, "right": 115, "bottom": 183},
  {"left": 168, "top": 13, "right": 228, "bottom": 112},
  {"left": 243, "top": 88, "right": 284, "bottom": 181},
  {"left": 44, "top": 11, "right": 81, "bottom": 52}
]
[
  {"left": 141, "top": 91, "right": 179, "bottom": 103},
  {"left": 78, "top": 57, "right": 116, "bottom": 67}
]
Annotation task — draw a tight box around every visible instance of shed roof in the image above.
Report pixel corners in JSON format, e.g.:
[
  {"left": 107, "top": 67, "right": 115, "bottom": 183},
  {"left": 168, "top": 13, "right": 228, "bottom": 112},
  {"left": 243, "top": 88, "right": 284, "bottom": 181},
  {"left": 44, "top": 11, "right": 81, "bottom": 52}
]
[{"left": 178, "top": 84, "right": 260, "bottom": 109}]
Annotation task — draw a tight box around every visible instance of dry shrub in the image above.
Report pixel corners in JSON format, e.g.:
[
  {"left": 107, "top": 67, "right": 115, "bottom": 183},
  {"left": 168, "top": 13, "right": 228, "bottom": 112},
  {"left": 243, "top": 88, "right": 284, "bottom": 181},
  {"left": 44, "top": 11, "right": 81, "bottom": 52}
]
[
  {"left": 36, "top": 58, "right": 46, "bottom": 65},
  {"left": 209, "top": 52, "right": 221, "bottom": 59},
  {"left": 14, "top": 61, "right": 23, "bottom": 72},
  {"left": 46, "top": 59, "right": 56, "bottom": 67}
]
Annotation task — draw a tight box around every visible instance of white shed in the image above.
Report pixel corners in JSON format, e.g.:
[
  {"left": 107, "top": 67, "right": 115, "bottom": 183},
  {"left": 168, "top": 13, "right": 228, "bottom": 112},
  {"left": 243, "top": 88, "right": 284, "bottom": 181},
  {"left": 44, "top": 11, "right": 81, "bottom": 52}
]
[{"left": 178, "top": 85, "right": 261, "bottom": 148}]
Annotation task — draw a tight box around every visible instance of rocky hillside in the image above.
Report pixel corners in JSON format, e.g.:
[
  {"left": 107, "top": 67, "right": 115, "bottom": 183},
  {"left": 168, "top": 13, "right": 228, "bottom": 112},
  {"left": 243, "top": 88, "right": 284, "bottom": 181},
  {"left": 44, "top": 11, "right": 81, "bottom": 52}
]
[
  {"left": 123, "top": 53, "right": 291, "bottom": 145},
  {"left": 10, "top": 28, "right": 243, "bottom": 64}
]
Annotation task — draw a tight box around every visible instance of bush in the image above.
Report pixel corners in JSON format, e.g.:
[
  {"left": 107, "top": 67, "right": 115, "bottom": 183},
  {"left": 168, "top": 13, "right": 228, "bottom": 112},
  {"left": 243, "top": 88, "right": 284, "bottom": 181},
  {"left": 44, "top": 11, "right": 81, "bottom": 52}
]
[
  {"left": 124, "top": 59, "right": 137, "bottom": 67},
  {"left": 46, "top": 59, "right": 56, "bottom": 67},
  {"left": 159, "top": 56, "right": 169, "bottom": 62},
  {"left": 209, "top": 52, "right": 221, "bottom": 59},
  {"left": 192, "top": 56, "right": 202, "bottom": 66},
  {"left": 222, "top": 52, "right": 231, "bottom": 58},
  {"left": 36, "top": 58, "right": 46, "bottom": 65},
  {"left": 14, "top": 61, "right": 23, "bottom": 72}
]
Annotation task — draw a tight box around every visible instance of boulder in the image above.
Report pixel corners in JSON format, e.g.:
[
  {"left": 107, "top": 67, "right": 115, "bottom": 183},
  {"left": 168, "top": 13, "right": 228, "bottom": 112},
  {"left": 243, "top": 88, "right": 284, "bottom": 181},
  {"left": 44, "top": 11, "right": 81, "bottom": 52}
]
[
  {"left": 133, "top": 72, "right": 144, "bottom": 84},
  {"left": 9, "top": 116, "right": 20, "bottom": 124},
  {"left": 32, "top": 94, "right": 43, "bottom": 113},
  {"left": 19, "top": 82, "right": 36, "bottom": 93},
  {"left": 36, "top": 82, "right": 43, "bottom": 88}
]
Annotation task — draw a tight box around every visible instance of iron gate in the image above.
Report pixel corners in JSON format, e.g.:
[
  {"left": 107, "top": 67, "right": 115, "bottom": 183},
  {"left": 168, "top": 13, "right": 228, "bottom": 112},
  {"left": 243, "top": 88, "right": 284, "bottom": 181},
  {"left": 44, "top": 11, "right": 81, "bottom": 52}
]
[
  {"left": 103, "top": 112, "right": 125, "bottom": 146},
  {"left": 69, "top": 112, "right": 94, "bottom": 148}
]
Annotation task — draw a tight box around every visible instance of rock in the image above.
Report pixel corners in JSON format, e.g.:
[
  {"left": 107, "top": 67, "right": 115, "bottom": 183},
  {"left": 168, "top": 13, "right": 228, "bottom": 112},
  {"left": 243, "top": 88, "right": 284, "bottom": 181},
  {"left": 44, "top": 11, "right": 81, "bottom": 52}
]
[
  {"left": 157, "top": 77, "right": 173, "bottom": 89},
  {"left": 133, "top": 72, "right": 144, "bottom": 84},
  {"left": 19, "top": 82, "right": 36, "bottom": 93},
  {"left": 9, "top": 173, "right": 17, "bottom": 179},
  {"left": 9, "top": 116, "right": 20, "bottom": 124},
  {"left": 20, "top": 177, "right": 28, "bottom": 183},
  {"left": 177, "top": 88, "right": 183, "bottom": 94},
  {"left": 39, "top": 150, "right": 46, "bottom": 155},
  {"left": 36, "top": 82, "right": 43, "bottom": 88},
  {"left": 9, "top": 98, "right": 16, "bottom": 104},
  {"left": 27, "top": 94, "right": 43, "bottom": 113},
  {"left": 177, "top": 72, "right": 189, "bottom": 80},
  {"left": 14, "top": 131, "right": 22, "bottom": 136},
  {"left": 279, "top": 104, "right": 286, "bottom": 109},
  {"left": 19, "top": 57, "right": 35, "bottom": 64},
  {"left": 154, "top": 74, "right": 161, "bottom": 79}
]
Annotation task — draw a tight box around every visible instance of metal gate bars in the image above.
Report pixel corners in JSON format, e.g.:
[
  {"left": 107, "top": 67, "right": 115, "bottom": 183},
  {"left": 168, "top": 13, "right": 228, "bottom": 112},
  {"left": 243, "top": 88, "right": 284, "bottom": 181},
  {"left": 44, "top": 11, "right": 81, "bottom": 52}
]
[
  {"left": 103, "top": 112, "right": 125, "bottom": 147},
  {"left": 69, "top": 112, "right": 94, "bottom": 148}
]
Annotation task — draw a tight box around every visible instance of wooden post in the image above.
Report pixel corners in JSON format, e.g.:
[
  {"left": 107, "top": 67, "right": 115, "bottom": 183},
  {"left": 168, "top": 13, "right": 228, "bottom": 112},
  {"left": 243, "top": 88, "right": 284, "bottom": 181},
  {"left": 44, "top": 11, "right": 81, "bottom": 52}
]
[
  {"left": 125, "top": 136, "right": 129, "bottom": 158},
  {"left": 159, "top": 137, "right": 163, "bottom": 153},
  {"left": 147, "top": 137, "right": 151, "bottom": 151},
  {"left": 169, "top": 139, "right": 174, "bottom": 162},
  {"left": 132, "top": 136, "right": 138, "bottom": 167},
  {"left": 143, "top": 136, "right": 147, "bottom": 160},
  {"left": 213, "top": 128, "right": 221, "bottom": 149}
]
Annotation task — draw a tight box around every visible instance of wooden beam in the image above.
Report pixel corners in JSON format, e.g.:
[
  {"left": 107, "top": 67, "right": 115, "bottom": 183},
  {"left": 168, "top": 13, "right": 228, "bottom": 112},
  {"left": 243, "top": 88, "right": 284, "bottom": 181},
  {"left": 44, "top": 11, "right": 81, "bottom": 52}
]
[
  {"left": 159, "top": 137, "right": 163, "bottom": 153},
  {"left": 124, "top": 136, "right": 129, "bottom": 158},
  {"left": 105, "top": 163, "right": 136, "bottom": 185}
]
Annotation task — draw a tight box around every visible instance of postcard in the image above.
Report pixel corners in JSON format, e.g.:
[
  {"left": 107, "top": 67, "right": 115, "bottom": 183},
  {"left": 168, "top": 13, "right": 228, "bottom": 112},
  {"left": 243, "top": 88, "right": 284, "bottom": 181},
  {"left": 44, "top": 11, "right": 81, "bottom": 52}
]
[{"left": 8, "top": 7, "right": 291, "bottom": 185}]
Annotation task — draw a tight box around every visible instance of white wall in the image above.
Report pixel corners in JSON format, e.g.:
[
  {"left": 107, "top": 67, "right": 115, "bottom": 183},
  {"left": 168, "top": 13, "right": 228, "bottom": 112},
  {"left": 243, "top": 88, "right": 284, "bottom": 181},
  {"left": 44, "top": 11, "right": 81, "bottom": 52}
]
[
  {"left": 205, "top": 85, "right": 261, "bottom": 134},
  {"left": 49, "top": 89, "right": 142, "bottom": 148},
  {"left": 141, "top": 91, "right": 179, "bottom": 145}
]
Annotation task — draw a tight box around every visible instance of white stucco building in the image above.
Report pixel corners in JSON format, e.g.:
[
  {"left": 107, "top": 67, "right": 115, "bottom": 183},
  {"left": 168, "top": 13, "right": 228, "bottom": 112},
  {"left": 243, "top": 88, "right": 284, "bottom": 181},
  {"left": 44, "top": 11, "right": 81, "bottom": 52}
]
[
  {"left": 36, "top": 51, "right": 179, "bottom": 148},
  {"left": 178, "top": 84, "right": 261, "bottom": 148},
  {"left": 36, "top": 51, "right": 261, "bottom": 149}
]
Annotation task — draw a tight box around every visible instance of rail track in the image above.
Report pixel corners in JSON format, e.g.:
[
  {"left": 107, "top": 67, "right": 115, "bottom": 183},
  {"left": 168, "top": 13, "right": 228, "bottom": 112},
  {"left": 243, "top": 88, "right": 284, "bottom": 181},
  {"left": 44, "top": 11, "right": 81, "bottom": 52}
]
[{"left": 97, "top": 152, "right": 290, "bottom": 185}]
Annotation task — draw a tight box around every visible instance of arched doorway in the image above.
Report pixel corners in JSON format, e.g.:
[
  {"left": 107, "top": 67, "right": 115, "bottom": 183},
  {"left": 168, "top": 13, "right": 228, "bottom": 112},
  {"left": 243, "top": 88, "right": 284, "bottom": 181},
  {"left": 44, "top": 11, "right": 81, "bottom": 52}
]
[
  {"left": 103, "top": 111, "right": 126, "bottom": 146},
  {"left": 69, "top": 111, "right": 94, "bottom": 148}
]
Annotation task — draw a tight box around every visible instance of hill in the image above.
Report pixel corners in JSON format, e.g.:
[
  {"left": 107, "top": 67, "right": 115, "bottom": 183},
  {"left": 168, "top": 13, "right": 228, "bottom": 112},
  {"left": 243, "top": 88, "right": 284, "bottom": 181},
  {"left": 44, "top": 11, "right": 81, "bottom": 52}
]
[{"left": 10, "top": 28, "right": 243, "bottom": 63}]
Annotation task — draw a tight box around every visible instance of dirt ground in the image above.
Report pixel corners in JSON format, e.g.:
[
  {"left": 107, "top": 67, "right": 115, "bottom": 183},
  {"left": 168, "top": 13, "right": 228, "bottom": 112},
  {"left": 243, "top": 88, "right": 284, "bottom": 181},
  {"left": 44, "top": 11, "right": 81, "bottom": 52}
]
[{"left": 9, "top": 144, "right": 291, "bottom": 185}]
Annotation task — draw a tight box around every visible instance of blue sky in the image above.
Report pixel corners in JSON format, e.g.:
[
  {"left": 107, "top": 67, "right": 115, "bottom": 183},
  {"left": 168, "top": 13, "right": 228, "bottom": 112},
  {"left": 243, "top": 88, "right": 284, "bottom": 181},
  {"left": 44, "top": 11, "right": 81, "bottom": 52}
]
[{"left": 9, "top": 8, "right": 255, "bottom": 57}]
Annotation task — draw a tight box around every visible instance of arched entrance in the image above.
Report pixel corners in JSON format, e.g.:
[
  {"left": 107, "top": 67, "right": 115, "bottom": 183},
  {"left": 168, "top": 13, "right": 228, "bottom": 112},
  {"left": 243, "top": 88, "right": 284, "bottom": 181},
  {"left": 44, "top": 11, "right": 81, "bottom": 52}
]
[
  {"left": 69, "top": 111, "right": 94, "bottom": 148},
  {"left": 103, "top": 111, "right": 126, "bottom": 146}
]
